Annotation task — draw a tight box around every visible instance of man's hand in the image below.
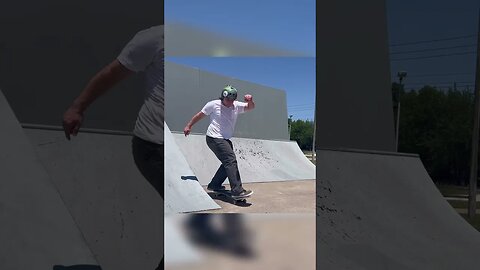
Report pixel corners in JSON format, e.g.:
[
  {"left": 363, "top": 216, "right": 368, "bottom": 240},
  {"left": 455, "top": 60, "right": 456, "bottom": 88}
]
[
  {"left": 184, "top": 125, "right": 192, "bottom": 136},
  {"left": 62, "top": 106, "right": 84, "bottom": 140},
  {"left": 244, "top": 94, "right": 253, "bottom": 102},
  {"left": 61, "top": 60, "right": 134, "bottom": 141},
  {"left": 244, "top": 94, "right": 255, "bottom": 111},
  {"left": 184, "top": 112, "right": 206, "bottom": 136}
]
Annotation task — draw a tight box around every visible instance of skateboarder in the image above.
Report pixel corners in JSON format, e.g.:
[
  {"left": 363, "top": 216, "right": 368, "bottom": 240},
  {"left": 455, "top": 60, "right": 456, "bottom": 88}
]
[
  {"left": 183, "top": 85, "right": 255, "bottom": 199},
  {"left": 62, "top": 25, "right": 164, "bottom": 270}
]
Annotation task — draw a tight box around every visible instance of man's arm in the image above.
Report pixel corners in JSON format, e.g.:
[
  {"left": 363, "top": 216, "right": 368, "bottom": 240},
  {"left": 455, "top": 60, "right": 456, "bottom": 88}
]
[
  {"left": 62, "top": 60, "right": 134, "bottom": 140},
  {"left": 244, "top": 94, "right": 255, "bottom": 111},
  {"left": 184, "top": 111, "right": 207, "bottom": 136}
]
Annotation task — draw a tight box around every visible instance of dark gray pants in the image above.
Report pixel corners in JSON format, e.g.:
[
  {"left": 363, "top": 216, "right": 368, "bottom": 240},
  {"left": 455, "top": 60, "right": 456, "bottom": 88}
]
[
  {"left": 132, "top": 136, "right": 164, "bottom": 199},
  {"left": 206, "top": 136, "right": 243, "bottom": 194},
  {"left": 131, "top": 136, "right": 164, "bottom": 270}
]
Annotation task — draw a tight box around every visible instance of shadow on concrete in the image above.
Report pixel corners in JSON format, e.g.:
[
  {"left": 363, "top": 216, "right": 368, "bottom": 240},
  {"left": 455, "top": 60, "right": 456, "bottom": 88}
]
[
  {"left": 53, "top": 265, "right": 102, "bottom": 270},
  {"left": 183, "top": 214, "right": 256, "bottom": 259},
  {"left": 181, "top": 175, "right": 198, "bottom": 181}
]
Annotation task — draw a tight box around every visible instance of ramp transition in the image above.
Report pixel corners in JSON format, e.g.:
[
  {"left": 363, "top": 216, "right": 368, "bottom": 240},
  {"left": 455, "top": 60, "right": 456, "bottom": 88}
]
[
  {"left": 0, "top": 90, "right": 98, "bottom": 269},
  {"left": 172, "top": 133, "right": 315, "bottom": 186},
  {"left": 165, "top": 124, "right": 220, "bottom": 213},
  {"left": 24, "top": 129, "right": 163, "bottom": 270},
  {"left": 317, "top": 149, "right": 480, "bottom": 270}
]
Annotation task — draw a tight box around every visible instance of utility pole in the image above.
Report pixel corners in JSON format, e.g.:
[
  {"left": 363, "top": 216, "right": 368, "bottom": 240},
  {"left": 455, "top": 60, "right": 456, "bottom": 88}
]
[
  {"left": 288, "top": 114, "right": 293, "bottom": 140},
  {"left": 311, "top": 115, "right": 316, "bottom": 162},
  {"left": 395, "top": 71, "right": 407, "bottom": 152},
  {"left": 468, "top": 8, "right": 480, "bottom": 219}
]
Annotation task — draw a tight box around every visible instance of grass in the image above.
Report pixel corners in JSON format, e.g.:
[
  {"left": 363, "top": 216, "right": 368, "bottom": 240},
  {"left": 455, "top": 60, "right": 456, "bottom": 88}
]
[
  {"left": 459, "top": 214, "right": 480, "bottom": 232},
  {"left": 437, "top": 184, "right": 480, "bottom": 232},
  {"left": 302, "top": 150, "right": 316, "bottom": 164},
  {"left": 446, "top": 200, "right": 480, "bottom": 209},
  {"left": 436, "top": 184, "right": 469, "bottom": 197}
]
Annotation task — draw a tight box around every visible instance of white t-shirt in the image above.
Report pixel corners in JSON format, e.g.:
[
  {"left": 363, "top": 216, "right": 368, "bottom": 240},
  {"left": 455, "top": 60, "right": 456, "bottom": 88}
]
[
  {"left": 117, "top": 25, "right": 164, "bottom": 144},
  {"left": 201, "top": 100, "right": 248, "bottom": 139}
]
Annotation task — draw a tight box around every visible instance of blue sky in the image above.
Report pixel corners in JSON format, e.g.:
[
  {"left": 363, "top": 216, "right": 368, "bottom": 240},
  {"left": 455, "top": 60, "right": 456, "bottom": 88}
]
[
  {"left": 165, "top": 0, "right": 316, "bottom": 120},
  {"left": 165, "top": 0, "right": 315, "bottom": 56},
  {"left": 386, "top": 0, "right": 479, "bottom": 90}
]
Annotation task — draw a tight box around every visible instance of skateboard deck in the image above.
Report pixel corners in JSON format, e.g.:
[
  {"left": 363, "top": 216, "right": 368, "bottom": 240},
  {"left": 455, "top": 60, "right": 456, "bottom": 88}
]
[{"left": 209, "top": 189, "right": 252, "bottom": 204}]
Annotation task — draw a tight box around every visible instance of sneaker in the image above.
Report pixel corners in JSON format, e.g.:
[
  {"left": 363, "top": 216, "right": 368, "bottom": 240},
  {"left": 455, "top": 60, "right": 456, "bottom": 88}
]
[
  {"left": 231, "top": 189, "right": 253, "bottom": 199},
  {"left": 207, "top": 184, "right": 226, "bottom": 192}
]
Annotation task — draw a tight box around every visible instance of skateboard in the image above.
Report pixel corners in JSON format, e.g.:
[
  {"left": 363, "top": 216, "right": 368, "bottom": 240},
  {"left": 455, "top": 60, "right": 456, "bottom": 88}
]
[{"left": 210, "top": 189, "right": 252, "bottom": 205}]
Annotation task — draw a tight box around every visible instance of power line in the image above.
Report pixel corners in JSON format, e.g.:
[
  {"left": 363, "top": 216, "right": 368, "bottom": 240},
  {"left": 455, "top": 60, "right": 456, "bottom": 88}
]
[
  {"left": 288, "top": 107, "right": 315, "bottom": 111},
  {"left": 404, "top": 84, "right": 475, "bottom": 88},
  {"left": 288, "top": 103, "right": 315, "bottom": 107},
  {"left": 289, "top": 106, "right": 315, "bottom": 110},
  {"left": 390, "top": 44, "right": 477, "bottom": 55},
  {"left": 403, "top": 72, "right": 474, "bottom": 78},
  {"left": 391, "top": 51, "right": 476, "bottom": 61},
  {"left": 403, "top": 81, "right": 473, "bottom": 86},
  {"left": 404, "top": 82, "right": 474, "bottom": 85},
  {"left": 289, "top": 108, "right": 314, "bottom": 112},
  {"left": 390, "top": 34, "right": 476, "bottom": 47},
  {"left": 404, "top": 87, "right": 475, "bottom": 91},
  {"left": 288, "top": 103, "right": 315, "bottom": 108}
]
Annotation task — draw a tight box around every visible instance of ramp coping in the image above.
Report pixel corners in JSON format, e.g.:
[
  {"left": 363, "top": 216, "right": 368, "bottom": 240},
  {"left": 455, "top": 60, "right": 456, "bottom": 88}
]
[
  {"left": 22, "top": 123, "right": 134, "bottom": 136},
  {"left": 317, "top": 147, "right": 419, "bottom": 158}
]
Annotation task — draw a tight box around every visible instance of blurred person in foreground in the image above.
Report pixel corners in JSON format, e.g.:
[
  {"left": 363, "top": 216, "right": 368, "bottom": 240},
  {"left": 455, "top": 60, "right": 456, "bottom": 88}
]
[{"left": 62, "top": 25, "right": 164, "bottom": 270}]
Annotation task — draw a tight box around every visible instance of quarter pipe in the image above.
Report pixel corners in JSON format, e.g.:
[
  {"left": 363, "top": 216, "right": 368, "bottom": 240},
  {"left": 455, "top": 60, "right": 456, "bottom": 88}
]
[{"left": 317, "top": 149, "right": 480, "bottom": 269}]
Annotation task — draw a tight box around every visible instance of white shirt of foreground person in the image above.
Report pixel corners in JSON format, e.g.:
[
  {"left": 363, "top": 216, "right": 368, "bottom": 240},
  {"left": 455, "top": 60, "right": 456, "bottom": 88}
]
[{"left": 117, "top": 25, "right": 164, "bottom": 144}]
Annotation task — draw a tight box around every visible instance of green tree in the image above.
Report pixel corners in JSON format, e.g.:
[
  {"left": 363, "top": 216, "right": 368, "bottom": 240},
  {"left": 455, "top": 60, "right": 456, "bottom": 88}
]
[
  {"left": 397, "top": 85, "right": 474, "bottom": 185},
  {"left": 290, "top": 119, "right": 314, "bottom": 150}
]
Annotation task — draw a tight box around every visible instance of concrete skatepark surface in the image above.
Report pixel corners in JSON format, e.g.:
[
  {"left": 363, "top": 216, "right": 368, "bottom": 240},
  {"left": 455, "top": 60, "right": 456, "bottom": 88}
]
[
  {"left": 165, "top": 214, "right": 315, "bottom": 270},
  {"left": 163, "top": 126, "right": 316, "bottom": 267},
  {"left": 317, "top": 149, "right": 480, "bottom": 270},
  {"left": 202, "top": 180, "right": 315, "bottom": 213}
]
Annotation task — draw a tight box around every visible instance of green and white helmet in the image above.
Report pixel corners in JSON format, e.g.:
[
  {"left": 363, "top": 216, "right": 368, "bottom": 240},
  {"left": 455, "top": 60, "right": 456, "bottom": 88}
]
[{"left": 220, "top": 85, "right": 238, "bottom": 100}]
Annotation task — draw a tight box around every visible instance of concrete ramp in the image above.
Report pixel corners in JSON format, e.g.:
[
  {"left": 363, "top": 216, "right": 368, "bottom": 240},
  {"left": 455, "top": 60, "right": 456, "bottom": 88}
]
[
  {"left": 23, "top": 129, "right": 163, "bottom": 270},
  {"left": 164, "top": 124, "right": 220, "bottom": 213},
  {"left": 317, "top": 149, "right": 480, "bottom": 270},
  {"left": 172, "top": 133, "right": 315, "bottom": 186},
  {"left": 0, "top": 90, "right": 98, "bottom": 269}
]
